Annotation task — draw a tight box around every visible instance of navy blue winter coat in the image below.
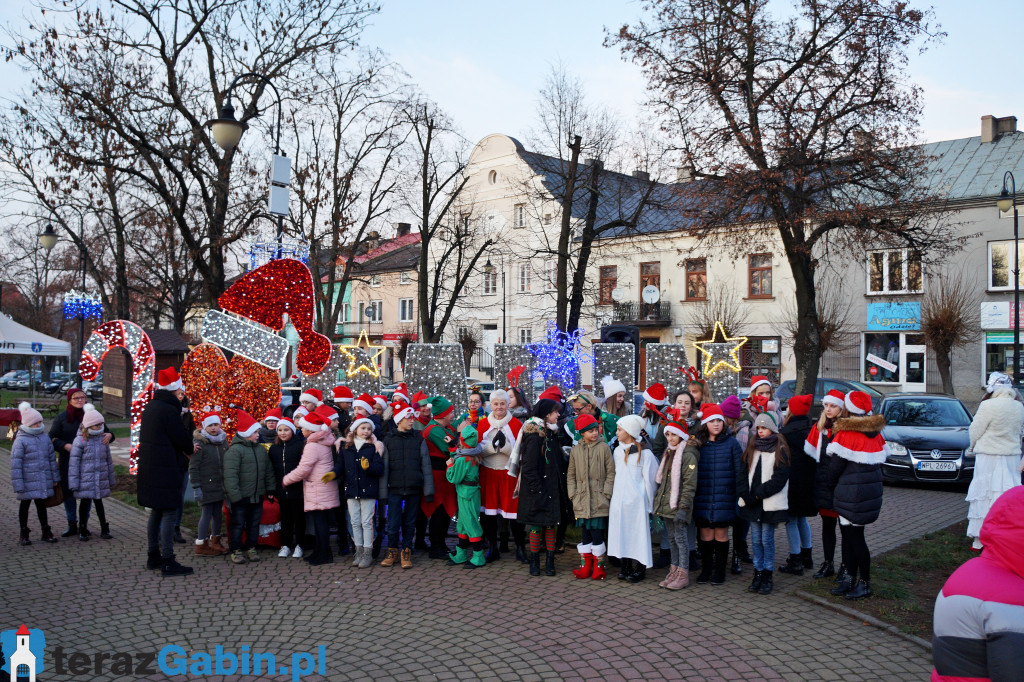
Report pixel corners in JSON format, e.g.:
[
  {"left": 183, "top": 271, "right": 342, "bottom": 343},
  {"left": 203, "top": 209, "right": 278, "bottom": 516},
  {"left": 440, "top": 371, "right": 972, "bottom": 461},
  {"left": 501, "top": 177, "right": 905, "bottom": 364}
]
[
  {"left": 337, "top": 437, "right": 385, "bottom": 499},
  {"left": 693, "top": 430, "right": 743, "bottom": 525}
]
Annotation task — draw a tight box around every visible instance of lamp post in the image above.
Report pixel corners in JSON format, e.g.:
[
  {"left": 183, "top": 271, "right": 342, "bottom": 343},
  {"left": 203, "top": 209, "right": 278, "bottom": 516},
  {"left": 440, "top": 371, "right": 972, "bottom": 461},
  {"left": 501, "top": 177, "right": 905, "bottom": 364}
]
[
  {"left": 998, "top": 171, "right": 1019, "bottom": 385},
  {"left": 206, "top": 73, "right": 287, "bottom": 259},
  {"left": 484, "top": 258, "right": 506, "bottom": 342},
  {"left": 41, "top": 221, "right": 89, "bottom": 388}
]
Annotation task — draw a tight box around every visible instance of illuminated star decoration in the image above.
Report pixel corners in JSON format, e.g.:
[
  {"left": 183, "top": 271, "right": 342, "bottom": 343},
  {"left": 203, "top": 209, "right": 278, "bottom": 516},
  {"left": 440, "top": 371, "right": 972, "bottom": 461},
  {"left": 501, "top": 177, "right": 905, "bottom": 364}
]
[
  {"left": 692, "top": 321, "right": 748, "bottom": 376},
  {"left": 337, "top": 330, "right": 386, "bottom": 378},
  {"left": 526, "top": 321, "right": 592, "bottom": 390}
]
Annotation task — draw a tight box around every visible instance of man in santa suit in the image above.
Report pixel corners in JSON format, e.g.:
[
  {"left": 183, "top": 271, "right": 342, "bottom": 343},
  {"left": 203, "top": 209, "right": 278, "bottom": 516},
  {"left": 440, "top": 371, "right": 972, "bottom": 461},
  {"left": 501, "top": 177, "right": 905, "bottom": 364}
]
[{"left": 476, "top": 389, "right": 524, "bottom": 562}]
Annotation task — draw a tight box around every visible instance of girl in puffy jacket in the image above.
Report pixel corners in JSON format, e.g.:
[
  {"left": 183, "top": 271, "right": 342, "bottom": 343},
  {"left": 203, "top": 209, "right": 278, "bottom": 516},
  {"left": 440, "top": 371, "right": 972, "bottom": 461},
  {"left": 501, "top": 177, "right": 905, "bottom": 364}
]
[
  {"left": 12, "top": 402, "right": 60, "bottom": 545},
  {"left": 335, "top": 417, "right": 385, "bottom": 569},
  {"left": 69, "top": 405, "right": 116, "bottom": 541},
  {"left": 691, "top": 403, "right": 743, "bottom": 586},
  {"left": 285, "top": 411, "right": 341, "bottom": 566}
]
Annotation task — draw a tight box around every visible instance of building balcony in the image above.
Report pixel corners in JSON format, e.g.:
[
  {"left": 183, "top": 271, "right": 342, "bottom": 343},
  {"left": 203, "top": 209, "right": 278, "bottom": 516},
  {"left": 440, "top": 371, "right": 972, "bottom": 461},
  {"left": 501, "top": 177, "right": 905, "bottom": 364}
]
[
  {"left": 610, "top": 301, "right": 672, "bottom": 327},
  {"left": 336, "top": 320, "right": 383, "bottom": 338}
]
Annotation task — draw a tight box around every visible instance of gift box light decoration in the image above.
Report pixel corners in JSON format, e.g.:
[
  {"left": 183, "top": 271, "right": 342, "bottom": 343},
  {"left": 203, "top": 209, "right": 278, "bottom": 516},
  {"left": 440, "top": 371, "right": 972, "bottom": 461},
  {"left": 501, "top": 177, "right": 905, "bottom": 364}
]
[
  {"left": 303, "top": 343, "right": 381, "bottom": 399},
  {"left": 63, "top": 290, "right": 103, "bottom": 320},
  {"left": 79, "top": 320, "right": 155, "bottom": 474},
  {"left": 525, "top": 321, "right": 590, "bottom": 393},
  {"left": 494, "top": 344, "right": 538, "bottom": 405},
  {"left": 248, "top": 240, "right": 310, "bottom": 270},
  {"left": 692, "top": 321, "right": 748, "bottom": 403},
  {"left": 645, "top": 344, "right": 693, "bottom": 408},
  {"left": 593, "top": 343, "right": 635, "bottom": 407},
  {"left": 403, "top": 344, "right": 468, "bottom": 417}
]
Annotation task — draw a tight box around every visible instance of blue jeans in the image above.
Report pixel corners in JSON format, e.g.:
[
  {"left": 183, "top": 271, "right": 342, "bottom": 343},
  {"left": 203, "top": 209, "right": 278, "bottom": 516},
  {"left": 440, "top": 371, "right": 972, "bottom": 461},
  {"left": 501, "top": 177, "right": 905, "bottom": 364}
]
[
  {"left": 387, "top": 493, "right": 420, "bottom": 551},
  {"left": 785, "top": 516, "right": 812, "bottom": 555},
  {"left": 750, "top": 521, "right": 778, "bottom": 571},
  {"left": 147, "top": 507, "right": 176, "bottom": 559},
  {"left": 228, "top": 500, "right": 262, "bottom": 551}
]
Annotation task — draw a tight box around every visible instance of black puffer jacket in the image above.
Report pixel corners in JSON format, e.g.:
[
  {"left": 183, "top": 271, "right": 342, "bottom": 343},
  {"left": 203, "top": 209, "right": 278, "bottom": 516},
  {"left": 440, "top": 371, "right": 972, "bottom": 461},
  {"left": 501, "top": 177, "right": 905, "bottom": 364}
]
[
  {"left": 781, "top": 414, "right": 817, "bottom": 518},
  {"left": 383, "top": 428, "right": 434, "bottom": 497},
  {"left": 516, "top": 420, "right": 563, "bottom": 526},
  {"left": 269, "top": 433, "right": 307, "bottom": 501},
  {"left": 826, "top": 414, "right": 885, "bottom": 525},
  {"left": 137, "top": 390, "right": 194, "bottom": 509},
  {"left": 812, "top": 420, "right": 838, "bottom": 512}
]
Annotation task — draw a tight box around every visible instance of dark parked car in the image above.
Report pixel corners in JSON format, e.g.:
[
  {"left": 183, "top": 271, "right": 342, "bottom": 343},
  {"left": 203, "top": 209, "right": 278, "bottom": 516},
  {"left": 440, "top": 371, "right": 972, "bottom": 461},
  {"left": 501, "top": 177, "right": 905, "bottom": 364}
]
[
  {"left": 775, "top": 378, "right": 883, "bottom": 419},
  {"left": 0, "top": 370, "right": 29, "bottom": 389},
  {"left": 879, "top": 393, "right": 974, "bottom": 485}
]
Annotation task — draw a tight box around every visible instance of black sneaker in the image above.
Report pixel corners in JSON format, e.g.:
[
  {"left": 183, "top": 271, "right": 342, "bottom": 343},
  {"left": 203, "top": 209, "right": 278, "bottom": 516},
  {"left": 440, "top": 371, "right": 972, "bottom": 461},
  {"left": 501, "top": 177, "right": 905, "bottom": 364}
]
[{"left": 161, "top": 559, "right": 194, "bottom": 577}]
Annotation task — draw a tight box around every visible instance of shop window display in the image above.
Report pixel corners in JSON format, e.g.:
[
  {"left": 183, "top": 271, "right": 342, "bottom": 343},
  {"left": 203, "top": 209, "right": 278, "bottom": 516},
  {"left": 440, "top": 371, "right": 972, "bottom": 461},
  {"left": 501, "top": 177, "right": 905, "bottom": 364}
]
[{"left": 864, "top": 333, "right": 900, "bottom": 382}]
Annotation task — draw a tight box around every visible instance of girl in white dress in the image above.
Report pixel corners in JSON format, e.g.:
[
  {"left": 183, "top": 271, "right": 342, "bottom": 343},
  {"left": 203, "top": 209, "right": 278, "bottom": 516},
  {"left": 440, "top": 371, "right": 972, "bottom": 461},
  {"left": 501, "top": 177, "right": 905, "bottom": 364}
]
[{"left": 607, "top": 414, "right": 659, "bottom": 584}]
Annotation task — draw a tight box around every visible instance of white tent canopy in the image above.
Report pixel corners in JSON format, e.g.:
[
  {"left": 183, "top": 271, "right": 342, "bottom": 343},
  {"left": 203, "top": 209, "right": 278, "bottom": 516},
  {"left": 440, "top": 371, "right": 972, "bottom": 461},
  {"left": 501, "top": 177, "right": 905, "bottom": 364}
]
[{"left": 0, "top": 314, "right": 72, "bottom": 356}]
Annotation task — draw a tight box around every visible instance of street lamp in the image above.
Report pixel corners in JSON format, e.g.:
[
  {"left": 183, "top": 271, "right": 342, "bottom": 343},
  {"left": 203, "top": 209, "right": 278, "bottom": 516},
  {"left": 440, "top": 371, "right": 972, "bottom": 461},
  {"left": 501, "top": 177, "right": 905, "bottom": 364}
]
[
  {"left": 38, "top": 224, "right": 58, "bottom": 252},
  {"left": 484, "top": 258, "right": 506, "bottom": 342},
  {"left": 999, "top": 171, "right": 1019, "bottom": 385}
]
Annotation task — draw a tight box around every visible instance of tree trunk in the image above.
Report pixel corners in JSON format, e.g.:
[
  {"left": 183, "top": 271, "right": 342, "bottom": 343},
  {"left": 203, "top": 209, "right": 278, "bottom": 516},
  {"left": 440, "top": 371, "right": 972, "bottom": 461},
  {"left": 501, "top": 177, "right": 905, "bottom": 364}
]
[
  {"left": 566, "top": 160, "right": 601, "bottom": 333},
  {"left": 555, "top": 135, "right": 582, "bottom": 332},
  {"left": 935, "top": 347, "right": 954, "bottom": 394},
  {"left": 785, "top": 242, "right": 822, "bottom": 395}
]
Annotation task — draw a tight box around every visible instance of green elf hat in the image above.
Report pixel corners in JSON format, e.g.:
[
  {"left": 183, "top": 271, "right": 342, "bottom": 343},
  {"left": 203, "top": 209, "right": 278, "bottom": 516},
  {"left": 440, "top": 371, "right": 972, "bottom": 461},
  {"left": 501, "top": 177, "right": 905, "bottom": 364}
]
[
  {"left": 460, "top": 424, "right": 479, "bottom": 448},
  {"left": 429, "top": 396, "right": 454, "bottom": 419}
]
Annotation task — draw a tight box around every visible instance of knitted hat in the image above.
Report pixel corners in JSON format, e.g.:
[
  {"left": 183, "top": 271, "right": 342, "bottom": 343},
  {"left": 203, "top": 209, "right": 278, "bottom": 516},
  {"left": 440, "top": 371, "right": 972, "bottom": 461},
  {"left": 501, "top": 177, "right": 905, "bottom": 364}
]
[
  {"left": 822, "top": 389, "right": 846, "bottom": 409},
  {"left": 82, "top": 403, "right": 105, "bottom": 429},
  {"left": 18, "top": 401, "right": 42, "bottom": 427},
  {"left": 353, "top": 393, "right": 374, "bottom": 414},
  {"left": 429, "top": 396, "right": 454, "bottom": 419},
  {"left": 298, "top": 388, "right": 323, "bottom": 406},
  {"left": 411, "top": 391, "right": 429, "bottom": 406},
  {"left": 201, "top": 410, "right": 222, "bottom": 428},
  {"left": 664, "top": 421, "right": 688, "bottom": 441},
  {"left": 460, "top": 424, "right": 479, "bottom": 448},
  {"left": 616, "top": 414, "right": 645, "bottom": 441},
  {"left": 263, "top": 407, "right": 283, "bottom": 423},
  {"left": 532, "top": 398, "right": 561, "bottom": 420},
  {"left": 276, "top": 417, "right": 297, "bottom": 433},
  {"left": 332, "top": 385, "right": 353, "bottom": 403},
  {"left": 787, "top": 394, "right": 812, "bottom": 417},
  {"left": 719, "top": 395, "right": 742, "bottom": 419},
  {"left": 845, "top": 391, "right": 872, "bottom": 416},
  {"left": 297, "top": 411, "right": 330, "bottom": 432},
  {"left": 643, "top": 382, "right": 667, "bottom": 406},
  {"left": 489, "top": 388, "right": 510, "bottom": 405},
  {"left": 315, "top": 404, "right": 339, "bottom": 423},
  {"left": 537, "top": 385, "right": 563, "bottom": 402},
  {"left": 750, "top": 375, "right": 772, "bottom": 393},
  {"left": 574, "top": 414, "right": 599, "bottom": 434},
  {"left": 235, "top": 410, "right": 260, "bottom": 437},
  {"left": 753, "top": 412, "right": 779, "bottom": 434},
  {"left": 700, "top": 403, "right": 725, "bottom": 425},
  {"left": 392, "top": 403, "right": 416, "bottom": 424},
  {"left": 987, "top": 371, "right": 1013, "bottom": 393},
  {"left": 601, "top": 375, "right": 626, "bottom": 398},
  {"left": 156, "top": 367, "right": 183, "bottom": 391},
  {"left": 349, "top": 416, "right": 374, "bottom": 434}
]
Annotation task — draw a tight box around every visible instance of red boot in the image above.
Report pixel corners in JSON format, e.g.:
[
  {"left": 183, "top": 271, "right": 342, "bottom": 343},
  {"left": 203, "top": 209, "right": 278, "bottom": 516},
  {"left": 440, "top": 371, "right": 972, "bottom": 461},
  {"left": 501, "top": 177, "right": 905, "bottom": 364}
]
[
  {"left": 591, "top": 555, "right": 607, "bottom": 581},
  {"left": 572, "top": 553, "right": 594, "bottom": 579}
]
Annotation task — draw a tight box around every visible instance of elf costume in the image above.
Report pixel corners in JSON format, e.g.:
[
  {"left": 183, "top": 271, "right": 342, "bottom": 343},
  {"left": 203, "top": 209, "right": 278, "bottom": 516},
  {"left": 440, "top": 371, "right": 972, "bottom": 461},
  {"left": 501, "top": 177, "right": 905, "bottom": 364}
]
[
  {"left": 420, "top": 396, "right": 458, "bottom": 557},
  {"left": 446, "top": 425, "right": 486, "bottom": 568}
]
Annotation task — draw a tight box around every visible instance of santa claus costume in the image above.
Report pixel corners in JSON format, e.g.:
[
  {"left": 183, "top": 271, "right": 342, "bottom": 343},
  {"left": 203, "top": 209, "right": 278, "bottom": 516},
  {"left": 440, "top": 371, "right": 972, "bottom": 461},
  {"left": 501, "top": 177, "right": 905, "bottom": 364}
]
[{"left": 476, "top": 389, "right": 523, "bottom": 562}]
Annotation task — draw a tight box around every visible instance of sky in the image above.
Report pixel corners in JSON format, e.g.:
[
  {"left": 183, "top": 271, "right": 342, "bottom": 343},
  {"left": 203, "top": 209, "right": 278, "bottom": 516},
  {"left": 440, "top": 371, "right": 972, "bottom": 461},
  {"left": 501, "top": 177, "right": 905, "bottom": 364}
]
[{"left": 0, "top": 0, "right": 1020, "bottom": 146}]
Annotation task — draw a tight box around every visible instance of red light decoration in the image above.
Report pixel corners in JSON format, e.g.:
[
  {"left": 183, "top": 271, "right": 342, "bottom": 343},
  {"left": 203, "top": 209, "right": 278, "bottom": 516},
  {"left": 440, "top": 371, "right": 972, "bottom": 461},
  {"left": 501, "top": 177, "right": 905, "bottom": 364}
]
[
  {"left": 218, "top": 258, "right": 331, "bottom": 374},
  {"left": 181, "top": 343, "right": 282, "bottom": 440}
]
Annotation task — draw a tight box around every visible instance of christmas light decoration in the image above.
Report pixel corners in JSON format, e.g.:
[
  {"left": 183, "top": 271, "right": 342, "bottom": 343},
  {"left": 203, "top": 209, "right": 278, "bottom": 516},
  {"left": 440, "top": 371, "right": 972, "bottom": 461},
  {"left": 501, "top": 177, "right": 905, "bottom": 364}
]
[
  {"left": 494, "top": 344, "right": 538, "bottom": 405},
  {"left": 593, "top": 343, "right": 635, "bottom": 406},
  {"left": 63, "top": 290, "right": 103, "bottom": 320},
  {"left": 79, "top": 320, "right": 155, "bottom": 473},
  {"left": 525, "top": 321, "right": 590, "bottom": 393},
  {"left": 201, "top": 310, "right": 291, "bottom": 369},
  {"left": 217, "top": 258, "right": 331, "bottom": 374},
  {"left": 336, "top": 330, "right": 385, "bottom": 378},
  {"left": 303, "top": 344, "right": 381, "bottom": 399},
  {"left": 404, "top": 344, "right": 468, "bottom": 418},
  {"left": 645, "top": 344, "right": 693, "bottom": 408},
  {"left": 692, "top": 322, "right": 747, "bottom": 403},
  {"left": 180, "top": 343, "right": 282, "bottom": 439},
  {"left": 248, "top": 240, "right": 310, "bottom": 270}
]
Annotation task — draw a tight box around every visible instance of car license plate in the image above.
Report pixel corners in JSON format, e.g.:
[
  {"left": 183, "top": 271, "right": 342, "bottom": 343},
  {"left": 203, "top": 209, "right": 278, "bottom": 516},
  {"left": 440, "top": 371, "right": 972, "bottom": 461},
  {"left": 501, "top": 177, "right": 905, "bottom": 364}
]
[{"left": 917, "top": 461, "right": 957, "bottom": 472}]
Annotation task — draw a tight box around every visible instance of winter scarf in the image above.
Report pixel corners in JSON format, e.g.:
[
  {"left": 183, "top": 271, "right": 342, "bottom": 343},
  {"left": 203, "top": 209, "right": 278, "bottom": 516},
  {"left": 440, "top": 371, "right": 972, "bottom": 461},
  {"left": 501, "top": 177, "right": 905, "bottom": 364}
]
[
  {"left": 655, "top": 440, "right": 687, "bottom": 509},
  {"left": 205, "top": 430, "right": 227, "bottom": 445},
  {"left": 20, "top": 424, "right": 44, "bottom": 435},
  {"left": 66, "top": 388, "right": 85, "bottom": 422},
  {"left": 755, "top": 434, "right": 779, "bottom": 451}
]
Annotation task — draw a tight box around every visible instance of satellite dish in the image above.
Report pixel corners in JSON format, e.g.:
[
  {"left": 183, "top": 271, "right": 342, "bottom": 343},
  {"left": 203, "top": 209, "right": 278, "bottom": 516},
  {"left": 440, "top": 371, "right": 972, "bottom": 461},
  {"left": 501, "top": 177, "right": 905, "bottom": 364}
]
[
  {"left": 642, "top": 285, "right": 661, "bottom": 304},
  {"left": 610, "top": 287, "right": 624, "bottom": 302}
]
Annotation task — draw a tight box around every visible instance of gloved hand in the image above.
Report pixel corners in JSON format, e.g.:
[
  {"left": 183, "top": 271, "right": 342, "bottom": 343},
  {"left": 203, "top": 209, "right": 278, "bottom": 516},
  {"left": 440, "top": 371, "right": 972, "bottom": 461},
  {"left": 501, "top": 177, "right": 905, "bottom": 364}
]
[
  {"left": 360, "top": 456, "right": 369, "bottom": 470},
  {"left": 674, "top": 507, "right": 688, "bottom": 523},
  {"left": 321, "top": 471, "right": 337, "bottom": 483},
  {"left": 492, "top": 431, "right": 507, "bottom": 451},
  {"left": 193, "top": 487, "right": 203, "bottom": 503},
  {"left": 266, "top": 494, "right": 276, "bottom": 504}
]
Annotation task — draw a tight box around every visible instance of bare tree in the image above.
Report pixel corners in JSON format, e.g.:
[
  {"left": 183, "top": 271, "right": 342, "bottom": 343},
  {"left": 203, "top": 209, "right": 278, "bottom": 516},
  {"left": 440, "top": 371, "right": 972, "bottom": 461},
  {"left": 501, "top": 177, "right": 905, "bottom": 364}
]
[
  {"left": 772, "top": 273, "right": 858, "bottom": 357},
  {"left": 612, "top": 0, "right": 960, "bottom": 393},
  {"left": 921, "top": 267, "right": 980, "bottom": 394},
  {"left": 456, "top": 326, "right": 481, "bottom": 374},
  {"left": 686, "top": 286, "right": 749, "bottom": 340}
]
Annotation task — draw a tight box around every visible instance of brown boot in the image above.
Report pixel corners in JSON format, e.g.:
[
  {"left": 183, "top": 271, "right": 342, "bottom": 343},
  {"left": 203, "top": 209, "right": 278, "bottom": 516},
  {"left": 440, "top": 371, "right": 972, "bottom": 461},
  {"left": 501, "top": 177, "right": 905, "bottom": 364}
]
[
  {"left": 195, "top": 539, "right": 220, "bottom": 557},
  {"left": 380, "top": 547, "right": 399, "bottom": 567},
  {"left": 211, "top": 535, "right": 229, "bottom": 554},
  {"left": 400, "top": 548, "right": 413, "bottom": 569}
]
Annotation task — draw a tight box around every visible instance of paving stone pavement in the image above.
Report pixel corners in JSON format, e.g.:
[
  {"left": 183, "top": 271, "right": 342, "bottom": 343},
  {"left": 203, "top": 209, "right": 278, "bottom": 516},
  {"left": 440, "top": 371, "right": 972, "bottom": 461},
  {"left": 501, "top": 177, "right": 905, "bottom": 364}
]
[{"left": 0, "top": 448, "right": 966, "bottom": 681}]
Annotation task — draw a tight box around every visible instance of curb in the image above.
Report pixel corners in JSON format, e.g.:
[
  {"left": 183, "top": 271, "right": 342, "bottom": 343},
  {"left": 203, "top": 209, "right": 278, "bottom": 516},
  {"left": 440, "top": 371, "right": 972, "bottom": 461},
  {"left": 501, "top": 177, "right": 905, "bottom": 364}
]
[{"left": 794, "top": 589, "right": 932, "bottom": 652}]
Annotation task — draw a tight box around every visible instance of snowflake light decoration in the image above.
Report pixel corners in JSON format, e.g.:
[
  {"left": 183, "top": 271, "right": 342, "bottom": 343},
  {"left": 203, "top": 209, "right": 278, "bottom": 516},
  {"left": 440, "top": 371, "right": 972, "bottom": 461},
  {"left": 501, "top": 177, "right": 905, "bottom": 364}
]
[
  {"left": 63, "top": 290, "right": 103, "bottom": 320},
  {"left": 526, "top": 321, "right": 591, "bottom": 391},
  {"left": 248, "top": 240, "right": 310, "bottom": 270}
]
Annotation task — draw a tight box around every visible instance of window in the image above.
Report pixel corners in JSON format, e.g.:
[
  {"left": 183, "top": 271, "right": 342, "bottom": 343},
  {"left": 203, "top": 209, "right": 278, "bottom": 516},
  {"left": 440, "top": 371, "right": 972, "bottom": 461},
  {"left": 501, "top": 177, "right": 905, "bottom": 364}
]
[
  {"left": 399, "top": 298, "right": 414, "bottom": 322},
  {"left": 357, "top": 301, "right": 365, "bottom": 322},
  {"left": 519, "top": 328, "right": 532, "bottom": 344},
  {"left": 867, "top": 248, "right": 922, "bottom": 294},
  {"left": 400, "top": 271, "right": 411, "bottom": 285},
  {"left": 487, "top": 170, "right": 497, "bottom": 185},
  {"left": 364, "top": 300, "right": 383, "bottom": 324},
  {"left": 543, "top": 213, "right": 553, "bottom": 225},
  {"left": 545, "top": 260, "right": 557, "bottom": 292},
  {"left": 343, "top": 303, "right": 351, "bottom": 322},
  {"left": 599, "top": 265, "right": 617, "bottom": 304},
  {"left": 748, "top": 253, "right": 773, "bottom": 298},
  {"left": 370, "top": 274, "right": 381, "bottom": 287},
  {"left": 988, "top": 240, "right": 1021, "bottom": 290},
  {"left": 518, "top": 263, "right": 531, "bottom": 292},
  {"left": 483, "top": 270, "right": 498, "bottom": 295},
  {"left": 685, "top": 258, "right": 707, "bottom": 300},
  {"left": 864, "top": 332, "right": 900, "bottom": 382},
  {"left": 514, "top": 203, "right": 526, "bottom": 228},
  {"left": 639, "top": 262, "right": 661, "bottom": 294}
]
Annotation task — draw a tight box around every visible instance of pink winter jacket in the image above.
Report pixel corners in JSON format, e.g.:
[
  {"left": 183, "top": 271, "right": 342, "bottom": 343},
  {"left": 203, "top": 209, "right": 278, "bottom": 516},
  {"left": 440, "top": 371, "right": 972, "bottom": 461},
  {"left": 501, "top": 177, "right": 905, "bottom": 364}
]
[{"left": 283, "top": 429, "right": 341, "bottom": 511}]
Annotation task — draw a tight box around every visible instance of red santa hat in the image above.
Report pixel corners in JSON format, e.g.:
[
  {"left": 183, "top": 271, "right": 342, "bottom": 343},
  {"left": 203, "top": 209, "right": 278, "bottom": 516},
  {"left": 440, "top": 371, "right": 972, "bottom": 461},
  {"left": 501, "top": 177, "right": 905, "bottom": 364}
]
[
  {"left": 315, "top": 404, "right": 340, "bottom": 423},
  {"left": 201, "top": 410, "right": 222, "bottom": 428},
  {"left": 643, "top": 382, "right": 667, "bottom": 406},
  {"left": 349, "top": 416, "right": 374, "bottom": 434},
  {"left": 263, "top": 407, "right": 283, "bottom": 423},
  {"left": 276, "top": 417, "right": 297, "bottom": 433},
  {"left": 787, "top": 394, "right": 812, "bottom": 417},
  {"left": 392, "top": 402, "right": 416, "bottom": 424},
  {"left": 411, "top": 391, "right": 429, "bottom": 406},
  {"left": 235, "top": 410, "right": 260, "bottom": 438},
  {"left": 332, "top": 385, "right": 353, "bottom": 403},
  {"left": 298, "top": 388, "right": 323, "bottom": 406},
  {"left": 297, "top": 411, "right": 330, "bottom": 432},
  {"left": 750, "top": 375, "right": 772, "bottom": 393},
  {"left": 372, "top": 395, "right": 388, "bottom": 410},
  {"left": 537, "top": 385, "right": 563, "bottom": 402},
  {"left": 392, "top": 383, "right": 410, "bottom": 403},
  {"left": 700, "top": 403, "right": 725, "bottom": 425},
  {"left": 664, "top": 421, "right": 689, "bottom": 441},
  {"left": 156, "top": 367, "right": 183, "bottom": 392},
  {"left": 353, "top": 393, "right": 374, "bottom": 414},
  {"left": 844, "top": 390, "right": 872, "bottom": 416},
  {"left": 822, "top": 389, "right": 846, "bottom": 409}
]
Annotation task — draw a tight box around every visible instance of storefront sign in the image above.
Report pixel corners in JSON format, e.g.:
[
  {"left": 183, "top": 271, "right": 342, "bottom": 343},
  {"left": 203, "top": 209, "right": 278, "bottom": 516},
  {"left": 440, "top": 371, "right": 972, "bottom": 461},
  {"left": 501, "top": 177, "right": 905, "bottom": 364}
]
[
  {"left": 986, "top": 331, "right": 1021, "bottom": 343},
  {"left": 980, "top": 301, "right": 1024, "bottom": 329},
  {"left": 866, "top": 302, "right": 920, "bottom": 331},
  {"left": 866, "top": 353, "right": 898, "bottom": 373},
  {"left": 382, "top": 333, "right": 416, "bottom": 342}
]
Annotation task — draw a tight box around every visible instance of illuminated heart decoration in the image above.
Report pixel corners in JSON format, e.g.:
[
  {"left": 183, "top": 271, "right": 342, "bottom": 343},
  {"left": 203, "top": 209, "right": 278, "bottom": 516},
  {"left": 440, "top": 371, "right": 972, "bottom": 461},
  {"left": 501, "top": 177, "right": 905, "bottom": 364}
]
[
  {"left": 217, "top": 258, "right": 331, "bottom": 374},
  {"left": 181, "top": 343, "right": 281, "bottom": 438}
]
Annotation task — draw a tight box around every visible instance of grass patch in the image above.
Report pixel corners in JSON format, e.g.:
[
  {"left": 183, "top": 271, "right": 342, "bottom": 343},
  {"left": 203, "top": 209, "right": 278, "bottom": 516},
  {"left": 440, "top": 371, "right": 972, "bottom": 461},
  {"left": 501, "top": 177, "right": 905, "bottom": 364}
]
[
  {"left": 111, "top": 464, "right": 201, "bottom": 532},
  {"left": 109, "top": 425, "right": 131, "bottom": 440},
  {"left": 801, "top": 520, "right": 973, "bottom": 639}
]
